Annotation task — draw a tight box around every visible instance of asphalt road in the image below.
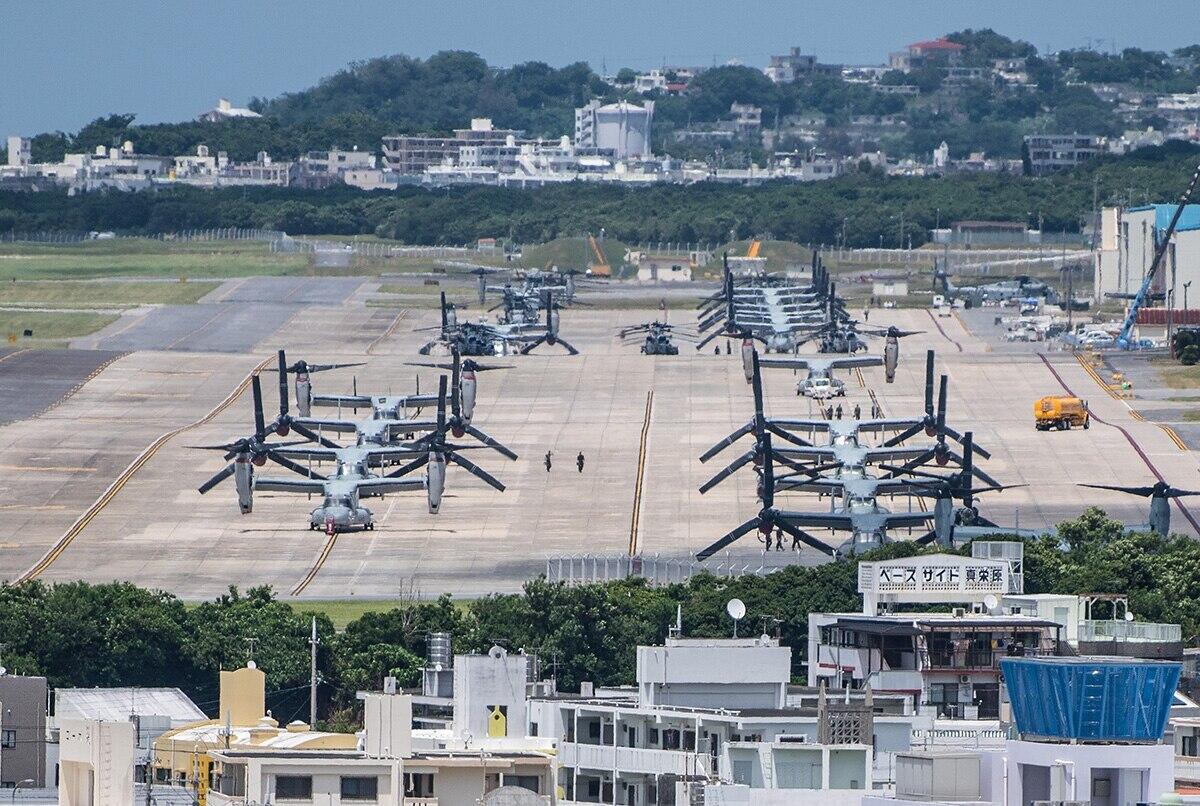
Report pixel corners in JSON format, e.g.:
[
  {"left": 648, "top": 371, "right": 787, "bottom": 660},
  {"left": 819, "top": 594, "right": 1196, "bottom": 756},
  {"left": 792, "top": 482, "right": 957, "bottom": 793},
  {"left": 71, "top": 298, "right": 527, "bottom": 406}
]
[
  {"left": 0, "top": 348, "right": 125, "bottom": 426},
  {"left": 76, "top": 277, "right": 365, "bottom": 353}
]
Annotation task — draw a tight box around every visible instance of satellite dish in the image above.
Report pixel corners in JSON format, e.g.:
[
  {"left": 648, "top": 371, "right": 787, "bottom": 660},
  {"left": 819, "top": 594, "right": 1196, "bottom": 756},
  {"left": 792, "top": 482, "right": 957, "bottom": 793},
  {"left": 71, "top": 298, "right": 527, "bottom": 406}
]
[
  {"left": 983, "top": 594, "right": 999, "bottom": 611},
  {"left": 0, "top": 666, "right": 7, "bottom": 677},
  {"left": 247, "top": 660, "right": 257, "bottom": 670},
  {"left": 1125, "top": 611, "right": 1135, "bottom": 622},
  {"left": 727, "top": 598, "right": 746, "bottom": 620}
]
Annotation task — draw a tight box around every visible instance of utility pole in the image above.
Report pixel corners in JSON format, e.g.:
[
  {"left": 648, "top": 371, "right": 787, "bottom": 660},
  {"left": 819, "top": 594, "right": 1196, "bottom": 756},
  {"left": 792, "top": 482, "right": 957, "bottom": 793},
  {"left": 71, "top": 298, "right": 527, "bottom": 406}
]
[{"left": 309, "top": 617, "right": 319, "bottom": 727}]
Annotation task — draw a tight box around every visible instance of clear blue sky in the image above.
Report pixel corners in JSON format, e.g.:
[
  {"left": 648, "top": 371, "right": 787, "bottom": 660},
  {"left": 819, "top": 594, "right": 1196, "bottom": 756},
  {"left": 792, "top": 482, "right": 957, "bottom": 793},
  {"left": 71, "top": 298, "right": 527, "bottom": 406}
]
[{"left": 4, "top": 0, "right": 1200, "bottom": 135}]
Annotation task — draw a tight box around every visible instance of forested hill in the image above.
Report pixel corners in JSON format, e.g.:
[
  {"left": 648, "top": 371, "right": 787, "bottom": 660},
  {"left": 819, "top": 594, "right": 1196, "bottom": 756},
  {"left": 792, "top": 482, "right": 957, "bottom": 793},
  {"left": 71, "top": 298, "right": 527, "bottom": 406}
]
[
  {"left": 13, "top": 32, "right": 1200, "bottom": 168},
  {"left": 1, "top": 142, "right": 1197, "bottom": 245}
]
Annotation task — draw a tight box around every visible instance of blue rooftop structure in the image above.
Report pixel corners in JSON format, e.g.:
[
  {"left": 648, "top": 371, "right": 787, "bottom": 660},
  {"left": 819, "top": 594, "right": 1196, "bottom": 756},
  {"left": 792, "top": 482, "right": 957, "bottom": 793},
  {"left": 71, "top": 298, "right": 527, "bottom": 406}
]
[
  {"left": 1001, "top": 656, "right": 1180, "bottom": 743},
  {"left": 1128, "top": 203, "right": 1200, "bottom": 234}
]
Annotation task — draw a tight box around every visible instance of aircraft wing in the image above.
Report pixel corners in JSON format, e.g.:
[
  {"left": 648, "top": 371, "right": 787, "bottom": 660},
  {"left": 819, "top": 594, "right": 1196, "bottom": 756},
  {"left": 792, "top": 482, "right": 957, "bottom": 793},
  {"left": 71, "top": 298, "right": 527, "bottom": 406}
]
[
  {"left": 253, "top": 477, "right": 326, "bottom": 494},
  {"left": 311, "top": 394, "right": 374, "bottom": 408},
  {"left": 355, "top": 477, "right": 425, "bottom": 495},
  {"left": 825, "top": 356, "right": 884, "bottom": 370},
  {"left": 364, "top": 446, "right": 426, "bottom": 463},
  {"left": 293, "top": 417, "right": 360, "bottom": 434},
  {"left": 774, "top": 446, "right": 836, "bottom": 461},
  {"left": 862, "top": 445, "right": 935, "bottom": 462},
  {"left": 271, "top": 446, "right": 343, "bottom": 462},
  {"left": 770, "top": 418, "right": 831, "bottom": 431},
  {"left": 759, "top": 357, "right": 811, "bottom": 371},
  {"left": 854, "top": 417, "right": 924, "bottom": 434}
]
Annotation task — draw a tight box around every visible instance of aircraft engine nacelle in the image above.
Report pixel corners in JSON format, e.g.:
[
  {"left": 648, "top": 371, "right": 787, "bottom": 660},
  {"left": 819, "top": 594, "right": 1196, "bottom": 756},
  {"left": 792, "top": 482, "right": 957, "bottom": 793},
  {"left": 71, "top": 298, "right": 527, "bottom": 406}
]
[
  {"left": 446, "top": 307, "right": 458, "bottom": 330},
  {"left": 235, "top": 459, "right": 254, "bottom": 515},
  {"left": 741, "top": 339, "right": 754, "bottom": 383},
  {"left": 296, "top": 374, "right": 312, "bottom": 418},
  {"left": 933, "top": 498, "right": 955, "bottom": 547},
  {"left": 884, "top": 335, "right": 899, "bottom": 383},
  {"left": 1149, "top": 495, "right": 1171, "bottom": 537},
  {"left": 548, "top": 310, "right": 560, "bottom": 342},
  {"left": 460, "top": 371, "right": 477, "bottom": 424},
  {"left": 426, "top": 452, "right": 446, "bottom": 514}
]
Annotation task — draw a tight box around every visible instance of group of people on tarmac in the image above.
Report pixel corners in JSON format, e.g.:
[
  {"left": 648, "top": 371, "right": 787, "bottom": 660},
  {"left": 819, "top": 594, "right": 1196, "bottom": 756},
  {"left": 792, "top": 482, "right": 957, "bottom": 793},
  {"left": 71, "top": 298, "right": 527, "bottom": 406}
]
[
  {"left": 820, "top": 402, "right": 882, "bottom": 420},
  {"left": 545, "top": 450, "right": 585, "bottom": 473}
]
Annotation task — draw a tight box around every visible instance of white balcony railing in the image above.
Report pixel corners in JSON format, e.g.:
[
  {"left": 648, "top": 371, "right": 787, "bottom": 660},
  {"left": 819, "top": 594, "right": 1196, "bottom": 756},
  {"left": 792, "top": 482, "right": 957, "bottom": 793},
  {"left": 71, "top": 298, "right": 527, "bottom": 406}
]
[
  {"left": 1079, "top": 620, "right": 1181, "bottom": 643},
  {"left": 1176, "top": 755, "right": 1200, "bottom": 783},
  {"left": 560, "top": 741, "right": 712, "bottom": 777}
]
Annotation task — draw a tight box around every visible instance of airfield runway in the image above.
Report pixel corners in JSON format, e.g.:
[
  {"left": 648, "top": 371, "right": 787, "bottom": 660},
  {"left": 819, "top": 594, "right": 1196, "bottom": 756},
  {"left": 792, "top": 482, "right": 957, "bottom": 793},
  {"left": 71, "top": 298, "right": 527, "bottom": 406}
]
[{"left": 2, "top": 282, "right": 1198, "bottom": 599}]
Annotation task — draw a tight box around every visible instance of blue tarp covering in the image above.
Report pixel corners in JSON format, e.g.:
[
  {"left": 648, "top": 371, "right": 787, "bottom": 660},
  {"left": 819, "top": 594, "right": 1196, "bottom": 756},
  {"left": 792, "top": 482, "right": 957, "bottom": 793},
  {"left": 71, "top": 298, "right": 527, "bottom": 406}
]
[
  {"left": 1001, "top": 657, "right": 1180, "bottom": 742},
  {"left": 1128, "top": 204, "right": 1200, "bottom": 233}
]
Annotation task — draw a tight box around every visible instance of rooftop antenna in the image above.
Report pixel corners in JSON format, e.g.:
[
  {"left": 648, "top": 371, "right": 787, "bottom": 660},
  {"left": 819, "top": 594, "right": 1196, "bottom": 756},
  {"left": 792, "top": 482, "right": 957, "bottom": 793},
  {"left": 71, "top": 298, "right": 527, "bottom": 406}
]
[
  {"left": 245, "top": 637, "right": 258, "bottom": 668},
  {"left": 669, "top": 603, "right": 683, "bottom": 639},
  {"left": 726, "top": 598, "right": 746, "bottom": 638}
]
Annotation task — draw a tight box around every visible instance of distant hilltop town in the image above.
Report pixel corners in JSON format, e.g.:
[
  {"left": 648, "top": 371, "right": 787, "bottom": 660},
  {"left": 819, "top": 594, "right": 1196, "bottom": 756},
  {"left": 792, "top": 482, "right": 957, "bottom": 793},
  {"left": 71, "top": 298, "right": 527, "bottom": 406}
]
[{"left": 4, "top": 31, "right": 1200, "bottom": 193}]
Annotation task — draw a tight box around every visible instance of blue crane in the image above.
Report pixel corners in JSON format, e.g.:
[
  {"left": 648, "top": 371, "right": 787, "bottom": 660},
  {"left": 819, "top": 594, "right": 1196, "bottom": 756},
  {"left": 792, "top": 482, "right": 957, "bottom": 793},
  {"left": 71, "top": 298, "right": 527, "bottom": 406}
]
[{"left": 1117, "top": 163, "right": 1200, "bottom": 349}]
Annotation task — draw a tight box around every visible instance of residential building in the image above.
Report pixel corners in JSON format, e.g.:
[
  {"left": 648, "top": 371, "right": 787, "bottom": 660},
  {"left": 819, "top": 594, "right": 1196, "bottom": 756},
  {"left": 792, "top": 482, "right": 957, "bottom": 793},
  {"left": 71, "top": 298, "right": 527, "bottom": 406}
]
[
  {"left": 730, "top": 103, "right": 763, "bottom": 137},
  {"left": 1093, "top": 204, "right": 1200, "bottom": 309},
  {"left": 6, "top": 136, "right": 30, "bottom": 168},
  {"left": 531, "top": 636, "right": 919, "bottom": 802},
  {"left": 218, "top": 151, "right": 296, "bottom": 187},
  {"left": 889, "top": 39, "right": 964, "bottom": 72},
  {"left": 199, "top": 98, "right": 262, "bottom": 123},
  {"left": 575, "top": 100, "right": 654, "bottom": 159},
  {"left": 765, "top": 48, "right": 841, "bottom": 83},
  {"left": 382, "top": 118, "right": 527, "bottom": 174},
  {"left": 0, "top": 674, "right": 48, "bottom": 789},
  {"left": 633, "top": 70, "right": 668, "bottom": 94},
  {"left": 1023, "top": 133, "right": 1105, "bottom": 175}
]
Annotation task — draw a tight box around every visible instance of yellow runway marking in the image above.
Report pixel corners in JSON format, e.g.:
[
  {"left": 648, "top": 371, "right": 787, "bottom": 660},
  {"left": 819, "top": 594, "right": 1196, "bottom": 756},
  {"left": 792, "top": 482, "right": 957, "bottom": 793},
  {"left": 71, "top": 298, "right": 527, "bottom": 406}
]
[
  {"left": 16, "top": 357, "right": 272, "bottom": 583},
  {"left": 291, "top": 533, "right": 339, "bottom": 596},
  {"left": 367, "top": 308, "right": 408, "bottom": 355},
  {"left": 1070, "top": 351, "right": 1188, "bottom": 451},
  {"left": 628, "top": 390, "right": 654, "bottom": 556},
  {"left": 0, "top": 349, "right": 32, "bottom": 366}
]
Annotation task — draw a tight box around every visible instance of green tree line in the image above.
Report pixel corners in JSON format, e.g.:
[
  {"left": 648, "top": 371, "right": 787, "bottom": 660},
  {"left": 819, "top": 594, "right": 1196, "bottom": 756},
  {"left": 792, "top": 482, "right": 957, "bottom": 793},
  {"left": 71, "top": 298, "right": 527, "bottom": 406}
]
[
  {"left": 1, "top": 142, "right": 1197, "bottom": 247},
  {"left": 1, "top": 511, "right": 1198, "bottom": 728}
]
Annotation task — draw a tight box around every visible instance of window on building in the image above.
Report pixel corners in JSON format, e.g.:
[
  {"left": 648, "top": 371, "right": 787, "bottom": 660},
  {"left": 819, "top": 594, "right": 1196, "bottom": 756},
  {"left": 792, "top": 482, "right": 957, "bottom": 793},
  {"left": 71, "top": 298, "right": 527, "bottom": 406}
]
[
  {"left": 508, "top": 775, "right": 541, "bottom": 794},
  {"left": 340, "top": 776, "right": 378, "bottom": 800},
  {"left": 0, "top": 730, "right": 15, "bottom": 748},
  {"left": 275, "top": 775, "right": 312, "bottom": 800},
  {"left": 405, "top": 773, "right": 435, "bottom": 798}
]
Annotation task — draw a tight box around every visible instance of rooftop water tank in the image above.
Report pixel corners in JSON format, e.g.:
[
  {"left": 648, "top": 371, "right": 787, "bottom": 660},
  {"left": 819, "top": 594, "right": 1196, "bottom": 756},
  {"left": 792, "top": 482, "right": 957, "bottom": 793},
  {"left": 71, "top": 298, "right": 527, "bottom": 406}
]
[
  {"left": 427, "top": 632, "right": 452, "bottom": 668},
  {"left": 1001, "top": 656, "right": 1180, "bottom": 743}
]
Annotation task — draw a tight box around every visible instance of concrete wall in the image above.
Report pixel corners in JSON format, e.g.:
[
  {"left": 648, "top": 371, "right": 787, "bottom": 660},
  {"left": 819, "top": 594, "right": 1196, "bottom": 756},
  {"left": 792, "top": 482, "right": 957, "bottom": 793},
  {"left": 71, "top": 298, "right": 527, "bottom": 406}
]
[
  {"left": 0, "top": 674, "right": 47, "bottom": 787},
  {"left": 453, "top": 650, "right": 529, "bottom": 742},
  {"left": 637, "top": 639, "right": 790, "bottom": 709},
  {"left": 59, "top": 719, "right": 135, "bottom": 806},
  {"left": 1004, "top": 739, "right": 1174, "bottom": 806},
  {"left": 1093, "top": 206, "right": 1200, "bottom": 308}
]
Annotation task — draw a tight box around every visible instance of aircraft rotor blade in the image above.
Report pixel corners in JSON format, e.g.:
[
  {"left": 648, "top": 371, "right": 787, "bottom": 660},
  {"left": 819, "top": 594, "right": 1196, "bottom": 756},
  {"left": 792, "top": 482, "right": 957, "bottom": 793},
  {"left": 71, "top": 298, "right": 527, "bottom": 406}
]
[
  {"left": 386, "top": 454, "right": 429, "bottom": 478},
  {"left": 448, "top": 452, "right": 506, "bottom": 492},
  {"left": 700, "top": 422, "right": 754, "bottom": 462},
  {"left": 462, "top": 424, "right": 518, "bottom": 460},
  {"left": 699, "top": 449, "right": 756, "bottom": 494},
  {"left": 267, "top": 451, "right": 327, "bottom": 480},
  {"left": 696, "top": 517, "right": 762, "bottom": 561},
  {"left": 198, "top": 463, "right": 236, "bottom": 494},
  {"left": 251, "top": 375, "right": 266, "bottom": 438}
]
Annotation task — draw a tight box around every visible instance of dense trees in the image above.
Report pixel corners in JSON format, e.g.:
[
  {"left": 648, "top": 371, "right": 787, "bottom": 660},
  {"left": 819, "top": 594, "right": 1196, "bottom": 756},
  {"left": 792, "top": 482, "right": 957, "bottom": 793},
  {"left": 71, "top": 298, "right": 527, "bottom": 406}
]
[{"left": 3, "top": 510, "right": 1200, "bottom": 727}]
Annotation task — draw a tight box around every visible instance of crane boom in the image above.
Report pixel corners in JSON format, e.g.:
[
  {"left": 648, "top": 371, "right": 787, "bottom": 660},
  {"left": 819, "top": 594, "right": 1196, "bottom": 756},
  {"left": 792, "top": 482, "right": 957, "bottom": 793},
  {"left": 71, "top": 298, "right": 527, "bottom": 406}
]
[{"left": 1117, "top": 162, "right": 1200, "bottom": 349}]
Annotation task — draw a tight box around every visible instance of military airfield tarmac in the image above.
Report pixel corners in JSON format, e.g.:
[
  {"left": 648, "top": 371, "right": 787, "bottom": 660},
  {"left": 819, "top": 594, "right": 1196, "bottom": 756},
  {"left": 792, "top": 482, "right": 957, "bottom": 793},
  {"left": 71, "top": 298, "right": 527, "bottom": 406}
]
[{"left": 0, "top": 274, "right": 1197, "bottom": 600}]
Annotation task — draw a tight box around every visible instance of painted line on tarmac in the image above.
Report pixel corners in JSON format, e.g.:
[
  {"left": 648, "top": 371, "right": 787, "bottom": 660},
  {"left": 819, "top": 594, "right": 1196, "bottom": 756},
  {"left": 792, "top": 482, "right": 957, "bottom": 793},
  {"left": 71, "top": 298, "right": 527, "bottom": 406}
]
[
  {"left": 1037, "top": 353, "right": 1200, "bottom": 535},
  {"left": 628, "top": 390, "right": 654, "bottom": 556},
  {"left": 1072, "top": 352, "right": 1189, "bottom": 451},
  {"left": 16, "top": 357, "right": 273, "bottom": 583},
  {"left": 291, "top": 532, "right": 339, "bottom": 597},
  {"left": 925, "top": 310, "right": 963, "bottom": 352},
  {"left": 367, "top": 308, "right": 408, "bottom": 355},
  {"left": 0, "top": 348, "right": 32, "bottom": 366},
  {"left": 23, "top": 351, "right": 129, "bottom": 423}
]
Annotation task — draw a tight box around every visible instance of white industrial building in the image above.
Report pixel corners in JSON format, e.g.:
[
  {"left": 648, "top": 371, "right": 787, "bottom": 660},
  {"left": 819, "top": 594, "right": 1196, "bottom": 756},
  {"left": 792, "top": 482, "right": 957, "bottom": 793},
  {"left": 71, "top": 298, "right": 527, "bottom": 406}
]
[
  {"left": 1093, "top": 205, "right": 1200, "bottom": 327},
  {"left": 575, "top": 100, "right": 655, "bottom": 160}
]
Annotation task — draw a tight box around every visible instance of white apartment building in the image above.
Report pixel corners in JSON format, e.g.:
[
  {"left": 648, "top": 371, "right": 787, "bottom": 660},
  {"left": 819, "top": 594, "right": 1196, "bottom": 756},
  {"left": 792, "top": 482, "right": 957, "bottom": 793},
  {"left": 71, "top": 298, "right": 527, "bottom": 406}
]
[{"left": 531, "top": 637, "right": 916, "bottom": 804}]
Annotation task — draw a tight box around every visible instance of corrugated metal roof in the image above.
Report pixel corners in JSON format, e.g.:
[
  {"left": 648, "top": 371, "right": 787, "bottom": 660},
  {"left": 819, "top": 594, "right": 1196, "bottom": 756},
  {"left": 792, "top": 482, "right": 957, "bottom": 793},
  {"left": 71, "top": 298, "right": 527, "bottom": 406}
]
[{"left": 56, "top": 688, "right": 205, "bottom": 722}]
